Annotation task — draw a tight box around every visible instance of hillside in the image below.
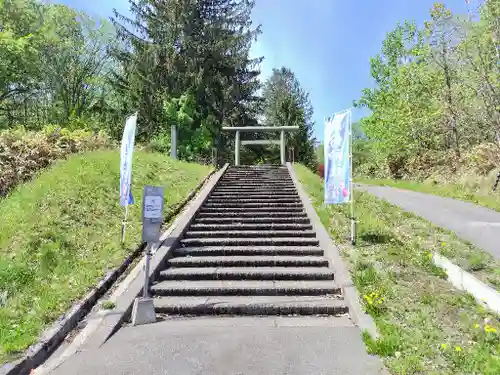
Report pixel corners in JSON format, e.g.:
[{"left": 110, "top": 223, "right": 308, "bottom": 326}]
[
  {"left": 0, "top": 150, "right": 211, "bottom": 361},
  {"left": 295, "top": 164, "right": 500, "bottom": 374}
]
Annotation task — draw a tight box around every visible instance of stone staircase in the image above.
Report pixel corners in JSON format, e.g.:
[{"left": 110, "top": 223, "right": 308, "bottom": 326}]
[{"left": 150, "top": 165, "right": 348, "bottom": 316}]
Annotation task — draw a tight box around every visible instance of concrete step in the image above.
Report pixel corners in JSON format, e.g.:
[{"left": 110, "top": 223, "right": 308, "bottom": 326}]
[
  {"left": 212, "top": 189, "right": 297, "bottom": 194},
  {"left": 151, "top": 280, "right": 341, "bottom": 296},
  {"left": 180, "top": 237, "right": 320, "bottom": 247},
  {"left": 224, "top": 171, "right": 289, "bottom": 174},
  {"left": 206, "top": 197, "right": 301, "bottom": 203},
  {"left": 222, "top": 175, "right": 291, "bottom": 179},
  {"left": 217, "top": 186, "right": 297, "bottom": 191},
  {"left": 226, "top": 167, "right": 287, "bottom": 171},
  {"left": 224, "top": 170, "right": 289, "bottom": 173},
  {"left": 199, "top": 207, "right": 304, "bottom": 213},
  {"left": 196, "top": 212, "right": 308, "bottom": 218},
  {"left": 167, "top": 256, "right": 329, "bottom": 268},
  {"left": 218, "top": 183, "right": 295, "bottom": 188},
  {"left": 221, "top": 179, "right": 292, "bottom": 182},
  {"left": 193, "top": 217, "right": 311, "bottom": 224},
  {"left": 153, "top": 296, "right": 347, "bottom": 316},
  {"left": 189, "top": 223, "right": 313, "bottom": 231},
  {"left": 223, "top": 175, "right": 291, "bottom": 178},
  {"left": 214, "top": 185, "right": 295, "bottom": 189},
  {"left": 209, "top": 193, "right": 300, "bottom": 198},
  {"left": 218, "top": 177, "right": 293, "bottom": 185},
  {"left": 215, "top": 185, "right": 295, "bottom": 189},
  {"left": 173, "top": 246, "right": 324, "bottom": 257},
  {"left": 218, "top": 181, "right": 293, "bottom": 185},
  {"left": 221, "top": 175, "right": 291, "bottom": 178},
  {"left": 220, "top": 176, "right": 291, "bottom": 180},
  {"left": 227, "top": 167, "right": 288, "bottom": 169},
  {"left": 158, "top": 267, "right": 334, "bottom": 281},
  {"left": 184, "top": 230, "right": 316, "bottom": 239},
  {"left": 203, "top": 202, "right": 303, "bottom": 208},
  {"left": 207, "top": 197, "right": 301, "bottom": 202}
]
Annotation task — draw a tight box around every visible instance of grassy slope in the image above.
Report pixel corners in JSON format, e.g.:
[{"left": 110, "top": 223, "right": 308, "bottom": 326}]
[
  {"left": 295, "top": 164, "right": 500, "bottom": 375},
  {"left": 357, "top": 177, "right": 500, "bottom": 212},
  {"left": 0, "top": 150, "right": 211, "bottom": 362}
]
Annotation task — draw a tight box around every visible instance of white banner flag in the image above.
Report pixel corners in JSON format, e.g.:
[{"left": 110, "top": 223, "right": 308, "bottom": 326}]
[
  {"left": 324, "top": 110, "right": 352, "bottom": 204},
  {"left": 120, "top": 113, "right": 138, "bottom": 206}
]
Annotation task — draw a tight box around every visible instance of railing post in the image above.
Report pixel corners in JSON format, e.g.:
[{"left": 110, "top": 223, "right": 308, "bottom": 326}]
[
  {"left": 170, "top": 124, "right": 177, "bottom": 160},
  {"left": 235, "top": 130, "right": 240, "bottom": 166},
  {"left": 280, "top": 130, "right": 285, "bottom": 165}
]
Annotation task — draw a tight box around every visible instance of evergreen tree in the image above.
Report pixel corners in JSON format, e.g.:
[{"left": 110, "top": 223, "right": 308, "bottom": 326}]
[
  {"left": 261, "top": 67, "right": 317, "bottom": 169},
  {"left": 110, "top": 0, "right": 263, "bottom": 162}
]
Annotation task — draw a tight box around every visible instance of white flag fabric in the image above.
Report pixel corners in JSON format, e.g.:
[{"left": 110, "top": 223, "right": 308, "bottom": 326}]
[
  {"left": 120, "top": 113, "right": 137, "bottom": 206},
  {"left": 324, "top": 111, "right": 351, "bottom": 204}
]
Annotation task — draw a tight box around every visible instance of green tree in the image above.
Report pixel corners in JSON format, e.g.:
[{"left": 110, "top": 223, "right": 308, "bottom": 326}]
[
  {"left": 0, "top": 0, "right": 45, "bottom": 127},
  {"left": 0, "top": 0, "right": 121, "bottom": 131},
  {"left": 355, "top": 1, "right": 500, "bottom": 179},
  {"left": 111, "top": 0, "right": 262, "bottom": 162},
  {"left": 262, "top": 67, "right": 317, "bottom": 169}
]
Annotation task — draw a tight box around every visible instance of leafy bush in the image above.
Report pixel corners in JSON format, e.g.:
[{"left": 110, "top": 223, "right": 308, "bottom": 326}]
[
  {"left": 148, "top": 131, "right": 171, "bottom": 154},
  {"left": 0, "top": 126, "right": 112, "bottom": 196},
  {"left": 465, "top": 143, "right": 500, "bottom": 175}
]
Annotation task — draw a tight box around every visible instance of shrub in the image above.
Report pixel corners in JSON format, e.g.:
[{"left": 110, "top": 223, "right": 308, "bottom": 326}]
[
  {"left": 0, "top": 126, "right": 112, "bottom": 196},
  {"left": 465, "top": 143, "right": 500, "bottom": 175},
  {"left": 148, "top": 131, "right": 171, "bottom": 154}
]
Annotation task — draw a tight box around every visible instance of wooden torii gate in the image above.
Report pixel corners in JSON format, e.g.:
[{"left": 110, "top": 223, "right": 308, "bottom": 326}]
[{"left": 222, "top": 126, "right": 299, "bottom": 166}]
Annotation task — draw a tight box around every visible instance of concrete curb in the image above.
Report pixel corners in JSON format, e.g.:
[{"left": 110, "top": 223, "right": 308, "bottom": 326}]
[
  {"left": 432, "top": 252, "right": 500, "bottom": 314},
  {"left": 287, "top": 163, "right": 380, "bottom": 339},
  {"left": 1, "top": 166, "right": 222, "bottom": 375}
]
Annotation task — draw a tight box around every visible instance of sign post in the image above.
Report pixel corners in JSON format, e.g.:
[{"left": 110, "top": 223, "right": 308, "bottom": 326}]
[
  {"left": 120, "top": 113, "right": 138, "bottom": 244},
  {"left": 131, "top": 185, "right": 164, "bottom": 326},
  {"left": 324, "top": 108, "right": 356, "bottom": 245},
  {"left": 141, "top": 185, "right": 164, "bottom": 297}
]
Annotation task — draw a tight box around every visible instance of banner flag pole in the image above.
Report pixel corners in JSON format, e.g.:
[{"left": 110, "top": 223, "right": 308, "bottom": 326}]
[
  {"left": 348, "top": 109, "right": 356, "bottom": 245},
  {"left": 324, "top": 107, "right": 356, "bottom": 245}
]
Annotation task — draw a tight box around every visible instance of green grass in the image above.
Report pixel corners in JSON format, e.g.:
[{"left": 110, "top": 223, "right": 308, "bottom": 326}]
[
  {"left": 100, "top": 301, "right": 116, "bottom": 310},
  {"left": 357, "top": 177, "right": 500, "bottom": 212},
  {"left": 295, "top": 164, "right": 500, "bottom": 375},
  {"left": 0, "top": 150, "right": 211, "bottom": 362}
]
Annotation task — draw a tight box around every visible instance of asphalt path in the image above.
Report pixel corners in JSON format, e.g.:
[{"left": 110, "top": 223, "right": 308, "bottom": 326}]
[
  {"left": 50, "top": 317, "right": 388, "bottom": 375},
  {"left": 358, "top": 184, "right": 500, "bottom": 260}
]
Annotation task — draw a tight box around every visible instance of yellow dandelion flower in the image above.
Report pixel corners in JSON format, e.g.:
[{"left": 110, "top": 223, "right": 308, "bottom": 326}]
[
  {"left": 485, "top": 325, "right": 497, "bottom": 334},
  {"left": 455, "top": 346, "right": 462, "bottom": 352},
  {"left": 441, "top": 343, "right": 447, "bottom": 350}
]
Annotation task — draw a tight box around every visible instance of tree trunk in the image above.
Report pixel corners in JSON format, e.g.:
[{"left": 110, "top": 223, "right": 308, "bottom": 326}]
[{"left": 442, "top": 42, "right": 460, "bottom": 158}]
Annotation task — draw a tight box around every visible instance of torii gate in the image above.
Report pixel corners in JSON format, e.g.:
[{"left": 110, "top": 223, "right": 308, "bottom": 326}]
[{"left": 222, "top": 126, "right": 299, "bottom": 166}]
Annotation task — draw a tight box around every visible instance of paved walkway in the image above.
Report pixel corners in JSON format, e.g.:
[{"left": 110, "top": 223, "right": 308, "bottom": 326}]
[
  {"left": 358, "top": 185, "right": 500, "bottom": 260},
  {"left": 50, "top": 317, "right": 388, "bottom": 375}
]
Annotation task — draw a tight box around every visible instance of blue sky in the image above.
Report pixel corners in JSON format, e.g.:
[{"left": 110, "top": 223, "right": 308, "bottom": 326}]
[{"left": 57, "top": 0, "right": 469, "bottom": 141}]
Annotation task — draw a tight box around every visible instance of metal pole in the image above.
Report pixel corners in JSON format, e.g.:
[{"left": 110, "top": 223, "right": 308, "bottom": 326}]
[
  {"left": 143, "top": 243, "right": 152, "bottom": 298},
  {"left": 280, "top": 130, "right": 285, "bottom": 164},
  {"left": 170, "top": 125, "right": 177, "bottom": 160},
  {"left": 121, "top": 204, "right": 129, "bottom": 244},
  {"left": 349, "top": 109, "right": 356, "bottom": 245},
  {"left": 235, "top": 130, "right": 240, "bottom": 166}
]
